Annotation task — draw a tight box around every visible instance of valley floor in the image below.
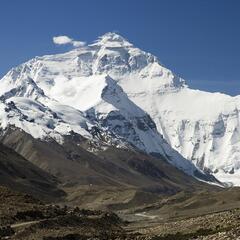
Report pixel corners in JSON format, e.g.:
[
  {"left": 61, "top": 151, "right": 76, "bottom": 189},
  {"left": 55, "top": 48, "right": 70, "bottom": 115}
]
[
  {"left": 0, "top": 186, "right": 240, "bottom": 240},
  {"left": 126, "top": 208, "right": 240, "bottom": 240}
]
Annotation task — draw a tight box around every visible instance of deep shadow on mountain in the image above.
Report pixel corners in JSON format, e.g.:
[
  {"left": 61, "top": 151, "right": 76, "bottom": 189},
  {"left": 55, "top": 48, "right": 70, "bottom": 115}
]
[{"left": 0, "top": 142, "right": 64, "bottom": 201}]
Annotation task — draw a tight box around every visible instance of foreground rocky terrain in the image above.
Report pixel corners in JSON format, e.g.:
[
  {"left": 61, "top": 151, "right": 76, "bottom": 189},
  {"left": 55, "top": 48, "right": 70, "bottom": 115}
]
[
  {"left": 0, "top": 185, "right": 239, "bottom": 240},
  {"left": 0, "top": 186, "right": 131, "bottom": 239},
  {"left": 133, "top": 208, "right": 240, "bottom": 240}
]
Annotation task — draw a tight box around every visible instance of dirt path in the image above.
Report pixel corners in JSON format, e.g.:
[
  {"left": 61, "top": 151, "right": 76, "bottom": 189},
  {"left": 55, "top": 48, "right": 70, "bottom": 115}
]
[{"left": 11, "top": 220, "right": 40, "bottom": 229}]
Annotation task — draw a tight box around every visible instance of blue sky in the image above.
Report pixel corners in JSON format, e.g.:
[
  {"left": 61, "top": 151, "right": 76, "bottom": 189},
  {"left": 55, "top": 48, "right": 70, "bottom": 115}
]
[{"left": 0, "top": 0, "right": 239, "bottom": 95}]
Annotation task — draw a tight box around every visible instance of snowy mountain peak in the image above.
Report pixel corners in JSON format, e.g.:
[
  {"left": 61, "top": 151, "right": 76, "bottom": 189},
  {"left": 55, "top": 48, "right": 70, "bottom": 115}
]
[
  {"left": 92, "top": 32, "right": 133, "bottom": 47},
  {"left": 1, "top": 32, "right": 239, "bottom": 185}
]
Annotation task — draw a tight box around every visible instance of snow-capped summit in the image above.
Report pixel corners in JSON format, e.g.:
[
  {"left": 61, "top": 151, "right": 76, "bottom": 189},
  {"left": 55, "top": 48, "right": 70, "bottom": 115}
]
[
  {"left": 0, "top": 32, "right": 239, "bottom": 185},
  {"left": 91, "top": 32, "right": 133, "bottom": 47}
]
